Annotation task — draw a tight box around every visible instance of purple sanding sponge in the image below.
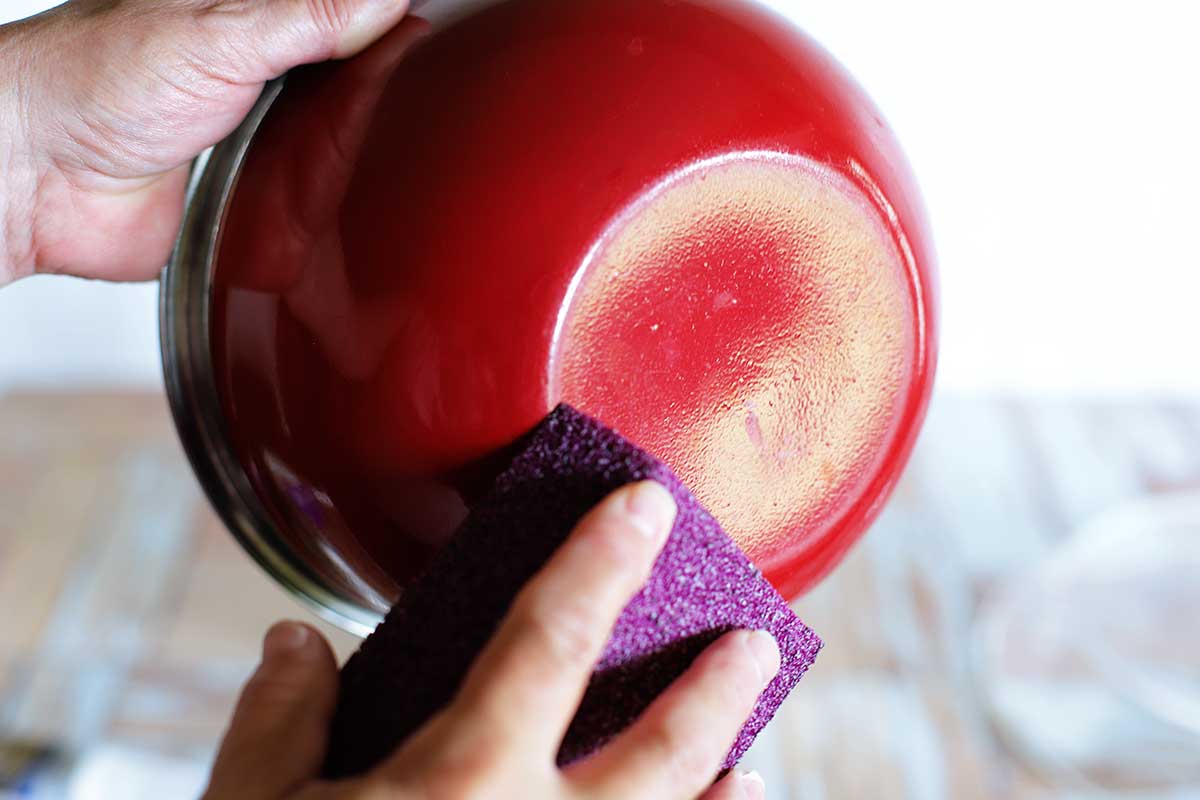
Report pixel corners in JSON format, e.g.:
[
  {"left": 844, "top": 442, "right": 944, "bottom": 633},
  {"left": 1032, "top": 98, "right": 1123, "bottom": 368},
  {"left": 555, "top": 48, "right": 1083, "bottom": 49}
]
[{"left": 323, "top": 403, "right": 821, "bottom": 779}]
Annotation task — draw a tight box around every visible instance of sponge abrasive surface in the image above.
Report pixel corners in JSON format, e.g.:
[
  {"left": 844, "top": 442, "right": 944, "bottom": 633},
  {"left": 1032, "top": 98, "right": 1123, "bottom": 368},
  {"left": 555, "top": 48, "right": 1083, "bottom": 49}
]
[{"left": 323, "top": 404, "right": 821, "bottom": 779}]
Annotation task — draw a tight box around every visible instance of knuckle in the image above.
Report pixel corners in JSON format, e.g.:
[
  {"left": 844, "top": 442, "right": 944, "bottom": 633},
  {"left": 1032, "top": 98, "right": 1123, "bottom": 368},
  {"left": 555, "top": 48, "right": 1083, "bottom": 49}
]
[
  {"left": 192, "top": 0, "right": 256, "bottom": 34},
  {"left": 545, "top": 595, "right": 608, "bottom": 667},
  {"left": 303, "top": 0, "right": 356, "bottom": 39},
  {"left": 518, "top": 591, "right": 604, "bottom": 670},
  {"left": 644, "top": 716, "right": 713, "bottom": 786},
  {"left": 238, "top": 668, "right": 308, "bottom": 710},
  {"left": 377, "top": 711, "right": 510, "bottom": 800},
  {"left": 707, "top": 643, "right": 767, "bottom": 703},
  {"left": 300, "top": 777, "right": 391, "bottom": 800},
  {"left": 194, "top": 0, "right": 253, "bottom": 16},
  {"left": 424, "top": 748, "right": 507, "bottom": 800},
  {"left": 238, "top": 679, "right": 290, "bottom": 714},
  {"left": 188, "top": 1, "right": 272, "bottom": 79},
  {"left": 579, "top": 516, "right": 645, "bottom": 573},
  {"left": 424, "top": 774, "right": 494, "bottom": 800}
]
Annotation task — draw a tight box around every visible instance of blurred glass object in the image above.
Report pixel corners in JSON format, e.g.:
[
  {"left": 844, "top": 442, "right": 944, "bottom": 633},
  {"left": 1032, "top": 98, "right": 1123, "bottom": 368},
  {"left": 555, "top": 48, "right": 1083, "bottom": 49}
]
[
  {"left": 974, "top": 492, "right": 1200, "bottom": 791},
  {"left": 0, "top": 739, "right": 64, "bottom": 798},
  {"left": 0, "top": 740, "right": 208, "bottom": 800},
  {"left": 66, "top": 744, "right": 208, "bottom": 800}
]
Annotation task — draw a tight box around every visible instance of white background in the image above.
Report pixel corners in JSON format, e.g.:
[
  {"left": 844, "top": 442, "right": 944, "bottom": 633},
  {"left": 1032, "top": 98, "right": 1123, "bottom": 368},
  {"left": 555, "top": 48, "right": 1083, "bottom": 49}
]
[{"left": 3, "top": 0, "right": 1198, "bottom": 395}]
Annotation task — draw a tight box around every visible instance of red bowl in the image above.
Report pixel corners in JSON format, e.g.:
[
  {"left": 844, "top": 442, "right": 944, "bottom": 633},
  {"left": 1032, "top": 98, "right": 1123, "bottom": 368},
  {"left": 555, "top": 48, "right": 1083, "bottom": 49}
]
[{"left": 170, "top": 0, "right": 935, "bottom": 621}]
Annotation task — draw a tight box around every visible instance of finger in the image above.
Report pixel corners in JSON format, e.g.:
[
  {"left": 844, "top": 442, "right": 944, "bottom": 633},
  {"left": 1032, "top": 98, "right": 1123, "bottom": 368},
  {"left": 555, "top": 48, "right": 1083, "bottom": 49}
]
[
  {"left": 570, "top": 629, "right": 780, "bottom": 800},
  {"left": 440, "top": 481, "right": 677, "bottom": 756},
  {"left": 204, "top": 622, "right": 340, "bottom": 800},
  {"left": 206, "top": 0, "right": 412, "bottom": 81},
  {"left": 33, "top": 0, "right": 411, "bottom": 176},
  {"left": 698, "top": 769, "right": 767, "bottom": 800},
  {"left": 12, "top": 0, "right": 411, "bottom": 282}
]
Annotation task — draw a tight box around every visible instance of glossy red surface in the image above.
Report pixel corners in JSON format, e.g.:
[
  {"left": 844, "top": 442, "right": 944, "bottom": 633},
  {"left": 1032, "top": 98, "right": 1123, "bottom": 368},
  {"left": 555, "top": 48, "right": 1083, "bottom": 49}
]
[{"left": 211, "top": 0, "right": 937, "bottom": 604}]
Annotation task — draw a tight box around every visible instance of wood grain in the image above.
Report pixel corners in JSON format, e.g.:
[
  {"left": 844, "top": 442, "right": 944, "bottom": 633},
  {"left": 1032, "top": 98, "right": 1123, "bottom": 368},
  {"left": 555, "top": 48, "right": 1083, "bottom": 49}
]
[{"left": 1, "top": 391, "right": 1197, "bottom": 797}]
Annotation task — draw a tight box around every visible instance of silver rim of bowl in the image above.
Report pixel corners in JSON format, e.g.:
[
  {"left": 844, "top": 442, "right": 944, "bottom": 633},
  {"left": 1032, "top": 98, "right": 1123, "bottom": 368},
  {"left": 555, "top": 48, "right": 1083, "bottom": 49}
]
[{"left": 159, "top": 77, "right": 380, "bottom": 637}]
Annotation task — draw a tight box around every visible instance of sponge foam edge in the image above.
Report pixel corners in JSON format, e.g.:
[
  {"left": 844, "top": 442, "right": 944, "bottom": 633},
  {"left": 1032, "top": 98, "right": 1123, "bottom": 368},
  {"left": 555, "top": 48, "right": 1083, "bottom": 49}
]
[{"left": 323, "top": 403, "right": 822, "bottom": 779}]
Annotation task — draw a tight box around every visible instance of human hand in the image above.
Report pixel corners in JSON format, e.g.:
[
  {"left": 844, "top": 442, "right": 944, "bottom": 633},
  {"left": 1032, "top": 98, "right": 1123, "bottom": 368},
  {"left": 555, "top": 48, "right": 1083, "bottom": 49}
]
[
  {"left": 0, "top": 0, "right": 409, "bottom": 285},
  {"left": 204, "top": 482, "right": 777, "bottom": 799}
]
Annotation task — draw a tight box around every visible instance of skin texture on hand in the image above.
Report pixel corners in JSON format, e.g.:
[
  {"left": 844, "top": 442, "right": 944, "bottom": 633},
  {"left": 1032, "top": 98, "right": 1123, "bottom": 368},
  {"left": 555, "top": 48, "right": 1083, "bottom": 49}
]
[
  {"left": 0, "top": 0, "right": 411, "bottom": 285},
  {"left": 0, "top": 9, "right": 779, "bottom": 796},
  {"left": 204, "top": 483, "right": 778, "bottom": 800}
]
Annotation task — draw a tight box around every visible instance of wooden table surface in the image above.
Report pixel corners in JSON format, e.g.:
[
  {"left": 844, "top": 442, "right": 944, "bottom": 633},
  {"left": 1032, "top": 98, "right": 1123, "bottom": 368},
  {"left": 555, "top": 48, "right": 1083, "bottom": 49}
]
[{"left": 2, "top": 391, "right": 1198, "bottom": 798}]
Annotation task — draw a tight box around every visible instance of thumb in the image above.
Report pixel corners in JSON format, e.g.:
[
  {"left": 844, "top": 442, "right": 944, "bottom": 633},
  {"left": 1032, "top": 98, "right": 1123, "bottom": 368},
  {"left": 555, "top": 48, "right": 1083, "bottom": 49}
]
[
  {"left": 10, "top": 0, "right": 410, "bottom": 281},
  {"left": 26, "top": 0, "right": 411, "bottom": 176},
  {"left": 204, "top": 622, "right": 340, "bottom": 800},
  {"left": 220, "top": 0, "right": 413, "bottom": 81},
  {"left": 699, "top": 770, "right": 767, "bottom": 800}
]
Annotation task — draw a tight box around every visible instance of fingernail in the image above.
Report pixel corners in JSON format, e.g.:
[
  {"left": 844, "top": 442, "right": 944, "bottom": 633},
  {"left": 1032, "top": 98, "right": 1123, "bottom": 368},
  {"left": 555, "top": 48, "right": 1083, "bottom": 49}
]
[
  {"left": 745, "top": 630, "right": 781, "bottom": 685},
  {"left": 738, "top": 769, "right": 766, "bottom": 800},
  {"left": 624, "top": 481, "right": 677, "bottom": 540},
  {"left": 262, "top": 621, "right": 311, "bottom": 664}
]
